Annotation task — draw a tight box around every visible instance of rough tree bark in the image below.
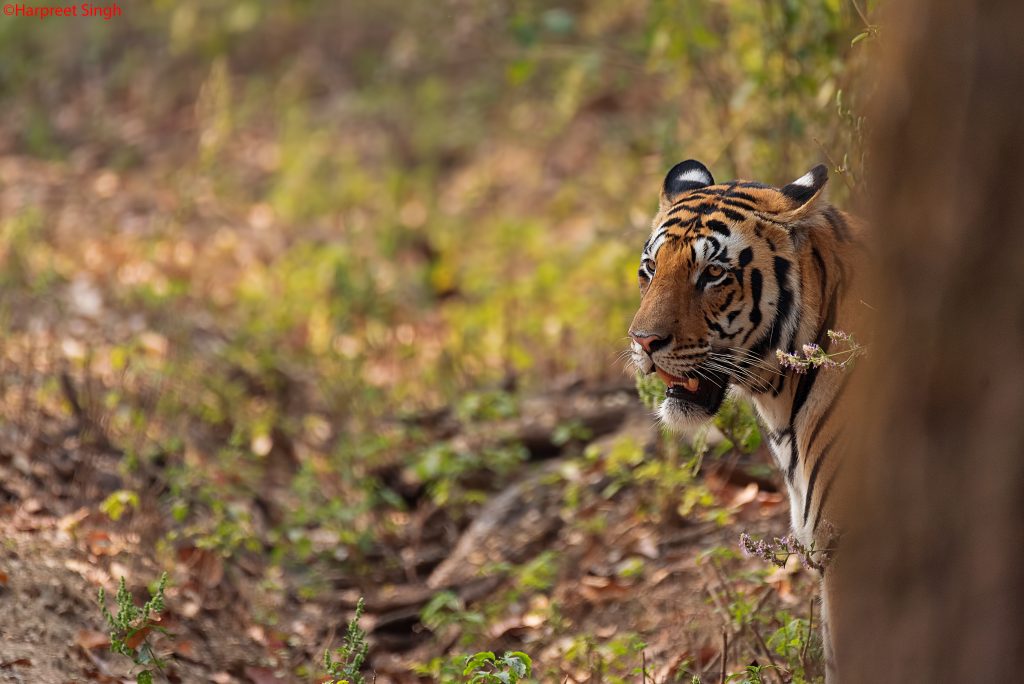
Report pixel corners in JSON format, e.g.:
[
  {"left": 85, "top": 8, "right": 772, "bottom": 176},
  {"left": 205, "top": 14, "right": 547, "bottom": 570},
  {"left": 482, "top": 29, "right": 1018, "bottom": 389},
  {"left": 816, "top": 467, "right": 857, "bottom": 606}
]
[{"left": 839, "top": 1, "right": 1024, "bottom": 681}]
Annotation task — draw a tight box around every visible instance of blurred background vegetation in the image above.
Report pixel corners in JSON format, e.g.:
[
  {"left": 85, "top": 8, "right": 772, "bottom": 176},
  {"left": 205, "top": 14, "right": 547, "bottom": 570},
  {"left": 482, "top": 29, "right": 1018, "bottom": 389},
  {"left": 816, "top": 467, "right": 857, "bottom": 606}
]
[{"left": 0, "top": 1, "right": 874, "bottom": 681}]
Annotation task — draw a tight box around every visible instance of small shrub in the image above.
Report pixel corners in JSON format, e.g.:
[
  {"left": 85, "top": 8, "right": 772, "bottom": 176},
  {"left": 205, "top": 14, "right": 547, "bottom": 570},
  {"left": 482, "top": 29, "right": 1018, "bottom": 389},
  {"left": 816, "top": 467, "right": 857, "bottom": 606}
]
[
  {"left": 462, "top": 650, "right": 533, "bottom": 684},
  {"left": 324, "top": 597, "right": 370, "bottom": 684},
  {"left": 97, "top": 572, "right": 169, "bottom": 684}
]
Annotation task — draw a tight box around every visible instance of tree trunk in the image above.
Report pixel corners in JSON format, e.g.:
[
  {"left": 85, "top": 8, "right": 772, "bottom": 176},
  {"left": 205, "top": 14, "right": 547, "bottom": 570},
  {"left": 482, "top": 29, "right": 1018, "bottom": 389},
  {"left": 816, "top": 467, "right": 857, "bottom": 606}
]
[{"left": 839, "top": 1, "right": 1024, "bottom": 681}]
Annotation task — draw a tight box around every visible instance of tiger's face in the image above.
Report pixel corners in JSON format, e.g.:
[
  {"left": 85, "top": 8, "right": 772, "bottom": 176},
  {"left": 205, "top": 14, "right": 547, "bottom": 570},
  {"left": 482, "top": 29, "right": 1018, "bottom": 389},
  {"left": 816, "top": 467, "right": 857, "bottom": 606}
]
[{"left": 629, "top": 160, "right": 828, "bottom": 429}]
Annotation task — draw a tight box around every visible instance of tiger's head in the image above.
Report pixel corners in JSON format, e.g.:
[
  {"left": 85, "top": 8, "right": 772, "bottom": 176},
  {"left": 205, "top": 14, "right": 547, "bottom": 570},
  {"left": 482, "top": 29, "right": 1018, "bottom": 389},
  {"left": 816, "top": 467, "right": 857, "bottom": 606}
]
[{"left": 629, "top": 159, "right": 829, "bottom": 429}]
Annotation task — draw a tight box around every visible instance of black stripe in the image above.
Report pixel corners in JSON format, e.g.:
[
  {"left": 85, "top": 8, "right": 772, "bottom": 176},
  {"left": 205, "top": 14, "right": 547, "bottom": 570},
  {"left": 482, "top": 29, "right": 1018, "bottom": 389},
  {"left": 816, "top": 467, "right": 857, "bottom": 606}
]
[
  {"left": 705, "top": 219, "right": 731, "bottom": 236},
  {"left": 788, "top": 286, "right": 837, "bottom": 428},
  {"left": 668, "top": 203, "right": 699, "bottom": 216},
  {"left": 754, "top": 256, "right": 796, "bottom": 354},
  {"left": 747, "top": 269, "right": 763, "bottom": 331},
  {"left": 735, "top": 247, "right": 752, "bottom": 289},
  {"left": 822, "top": 207, "right": 850, "bottom": 241},
  {"left": 802, "top": 434, "right": 837, "bottom": 524},
  {"left": 811, "top": 247, "right": 828, "bottom": 303},
  {"left": 672, "top": 348, "right": 712, "bottom": 360},
  {"left": 706, "top": 317, "right": 739, "bottom": 340},
  {"left": 721, "top": 208, "right": 746, "bottom": 222},
  {"left": 660, "top": 217, "right": 682, "bottom": 229},
  {"left": 785, "top": 430, "right": 800, "bottom": 481},
  {"left": 686, "top": 189, "right": 725, "bottom": 199},
  {"left": 723, "top": 190, "right": 760, "bottom": 202},
  {"left": 722, "top": 198, "right": 757, "bottom": 212},
  {"left": 771, "top": 257, "right": 797, "bottom": 396},
  {"left": 785, "top": 291, "right": 837, "bottom": 481},
  {"left": 805, "top": 372, "right": 850, "bottom": 458},
  {"left": 771, "top": 257, "right": 794, "bottom": 345},
  {"left": 812, "top": 468, "right": 840, "bottom": 534},
  {"left": 786, "top": 435, "right": 799, "bottom": 482},
  {"left": 753, "top": 212, "right": 789, "bottom": 227}
]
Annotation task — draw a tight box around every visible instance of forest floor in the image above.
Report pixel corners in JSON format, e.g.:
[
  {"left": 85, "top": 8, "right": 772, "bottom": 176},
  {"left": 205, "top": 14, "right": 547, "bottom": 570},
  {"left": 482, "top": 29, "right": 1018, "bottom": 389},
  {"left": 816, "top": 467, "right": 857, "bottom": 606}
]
[
  {"left": 0, "top": 382, "right": 819, "bottom": 684},
  {"left": 0, "top": 31, "right": 825, "bottom": 676}
]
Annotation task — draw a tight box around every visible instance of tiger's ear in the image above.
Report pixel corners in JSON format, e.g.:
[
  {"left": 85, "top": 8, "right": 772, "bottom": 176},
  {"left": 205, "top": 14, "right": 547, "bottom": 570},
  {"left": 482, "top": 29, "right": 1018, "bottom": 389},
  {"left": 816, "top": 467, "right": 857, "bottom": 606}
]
[
  {"left": 777, "top": 164, "right": 829, "bottom": 221},
  {"left": 660, "top": 160, "right": 714, "bottom": 209}
]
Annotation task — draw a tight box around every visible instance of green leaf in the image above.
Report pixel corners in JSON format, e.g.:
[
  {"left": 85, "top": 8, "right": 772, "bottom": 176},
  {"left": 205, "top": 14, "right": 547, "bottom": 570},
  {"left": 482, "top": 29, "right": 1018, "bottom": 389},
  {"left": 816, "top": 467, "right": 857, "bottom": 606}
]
[
  {"left": 100, "top": 490, "right": 139, "bottom": 522},
  {"left": 503, "top": 651, "right": 532, "bottom": 677}
]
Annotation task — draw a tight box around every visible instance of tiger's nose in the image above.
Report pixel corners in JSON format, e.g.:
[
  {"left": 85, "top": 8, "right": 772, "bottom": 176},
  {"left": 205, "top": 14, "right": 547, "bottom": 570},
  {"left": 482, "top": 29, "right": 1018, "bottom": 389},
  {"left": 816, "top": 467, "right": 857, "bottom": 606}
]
[{"left": 630, "top": 331, "right": 671, "bottom": 354}]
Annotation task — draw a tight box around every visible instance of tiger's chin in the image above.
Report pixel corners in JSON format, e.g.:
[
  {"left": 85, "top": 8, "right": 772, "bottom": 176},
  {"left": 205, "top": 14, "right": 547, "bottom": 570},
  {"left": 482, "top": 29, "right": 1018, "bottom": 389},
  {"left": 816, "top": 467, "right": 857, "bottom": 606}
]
[{"left": 652, "top": 367, "right": 731, "bottom": 432}]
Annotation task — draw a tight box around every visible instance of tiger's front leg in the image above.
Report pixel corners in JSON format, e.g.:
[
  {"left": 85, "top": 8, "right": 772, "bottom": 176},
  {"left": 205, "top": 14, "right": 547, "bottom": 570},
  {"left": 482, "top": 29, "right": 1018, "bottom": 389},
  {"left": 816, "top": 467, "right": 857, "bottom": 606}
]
[{"left": 819, "top": 554, "right": 845, "bottom": 684}]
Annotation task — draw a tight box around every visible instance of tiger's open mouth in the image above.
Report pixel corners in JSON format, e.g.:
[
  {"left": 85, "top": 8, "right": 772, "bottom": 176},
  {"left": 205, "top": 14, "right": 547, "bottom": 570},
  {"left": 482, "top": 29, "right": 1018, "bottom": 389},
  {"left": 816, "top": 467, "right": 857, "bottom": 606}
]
[{"left": 654, "top": 366, "right": 730, "bottom": 415}]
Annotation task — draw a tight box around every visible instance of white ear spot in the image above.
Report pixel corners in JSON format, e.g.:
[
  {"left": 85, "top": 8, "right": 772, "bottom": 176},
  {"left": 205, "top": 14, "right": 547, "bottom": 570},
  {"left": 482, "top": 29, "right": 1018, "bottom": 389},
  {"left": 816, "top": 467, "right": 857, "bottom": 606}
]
[
  {"left": 677, "top": 168, "right": 712, "bottom": 184},
  {"left": 792, "top": 171, "right": 816, "bottom": 187}
]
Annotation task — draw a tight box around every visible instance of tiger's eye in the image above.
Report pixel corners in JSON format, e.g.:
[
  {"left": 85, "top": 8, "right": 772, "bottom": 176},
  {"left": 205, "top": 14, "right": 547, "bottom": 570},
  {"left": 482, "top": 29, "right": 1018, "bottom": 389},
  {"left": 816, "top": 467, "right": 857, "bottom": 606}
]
[
  {"left": 642, "top": 258, "right": 656, "bottom": 275},
  {"left": 705, "top": 264, "right": 725, "bottom": 279}
]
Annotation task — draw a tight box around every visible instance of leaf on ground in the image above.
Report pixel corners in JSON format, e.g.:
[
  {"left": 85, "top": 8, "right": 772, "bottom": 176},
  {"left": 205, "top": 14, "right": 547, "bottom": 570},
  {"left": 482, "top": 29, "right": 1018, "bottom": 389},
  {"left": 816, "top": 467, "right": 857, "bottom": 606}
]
[
  {"left": 171, "top": 639, "right": 200, "bottom": 662},
  {"left": 243, "top": 665, "right": 288, "bottom": 683},
  {"left": 58, "top": 506, "right": 91, "bottom": 534},
  {"left": 75, "top": 629, "right": 110, "bottom": 650},
  {"left": 85, "top": 531, "right": 116, "bottom": 556},
  {"left": 0, "top": 658, "right": 31, "bottom": 668},
  {"left": 124, "top": 625, "right": 153, "bottom": 650},
  {"left": 578, "top": 575, "right": 632, "bottom": 603},
  {"left": 176, "top": 546, "right": 224, "bottom": 589}
]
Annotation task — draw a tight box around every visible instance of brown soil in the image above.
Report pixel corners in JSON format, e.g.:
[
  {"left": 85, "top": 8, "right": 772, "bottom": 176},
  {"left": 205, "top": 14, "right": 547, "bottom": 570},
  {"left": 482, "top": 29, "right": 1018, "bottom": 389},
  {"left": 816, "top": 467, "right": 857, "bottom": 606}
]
[{"left": 0, "top": 397, "right": 811, "bottom": 684}]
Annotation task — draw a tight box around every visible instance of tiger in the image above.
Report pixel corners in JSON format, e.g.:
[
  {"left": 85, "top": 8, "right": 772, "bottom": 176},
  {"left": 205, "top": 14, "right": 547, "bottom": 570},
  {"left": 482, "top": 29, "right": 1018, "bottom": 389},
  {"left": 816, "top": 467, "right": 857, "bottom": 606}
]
[{"left": 627, "top": 159, "right": 867, "bottom": 682}]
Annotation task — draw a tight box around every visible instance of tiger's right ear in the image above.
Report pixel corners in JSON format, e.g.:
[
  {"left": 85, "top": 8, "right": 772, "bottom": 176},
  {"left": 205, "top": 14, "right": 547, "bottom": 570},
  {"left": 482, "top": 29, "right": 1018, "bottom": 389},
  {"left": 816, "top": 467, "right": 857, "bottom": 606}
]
[
  {"left": 777, "top": 164, "right": 829, "bottom": 221},
  {"left": 660, "top": 160, "right": 714, "bottom": 209}
]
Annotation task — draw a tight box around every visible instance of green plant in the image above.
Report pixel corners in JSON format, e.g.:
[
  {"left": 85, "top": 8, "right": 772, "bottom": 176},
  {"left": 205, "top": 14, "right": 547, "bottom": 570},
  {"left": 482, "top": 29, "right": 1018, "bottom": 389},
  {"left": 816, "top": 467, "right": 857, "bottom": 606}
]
[
  {"left": 462, "top": 650, "right": 533, "bottom": 683},
  {"left": 324, "top": 597, "right": 370, "bottom": 684},
  {"left": 100, "top": 489, "right": 140, "bottom": 522},
  {"left": 725, "top": 664, "right": 779, "bottom": 683},
  {"left": 563, "top": 632, "right": 648, "bottom": 684},
  {"left": 694, "top": 546, "right": 825, "bottom": 684},
  {"left": 97, "top": 572, "right": 169, "bottom": 684},
  {"left": 421, "top": 590, "right": 486, "bottom": 643}
]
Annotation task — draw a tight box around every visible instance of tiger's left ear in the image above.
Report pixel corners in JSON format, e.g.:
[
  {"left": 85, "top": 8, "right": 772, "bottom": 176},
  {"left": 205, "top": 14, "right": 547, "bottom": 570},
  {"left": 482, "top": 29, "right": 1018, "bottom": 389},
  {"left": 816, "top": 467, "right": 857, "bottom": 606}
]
[
  {"left": 777, "top": 164, "right": 829, "bottom": 221},
  {"left": 660, "top": 160, "right": 715, "bottom": 210}
]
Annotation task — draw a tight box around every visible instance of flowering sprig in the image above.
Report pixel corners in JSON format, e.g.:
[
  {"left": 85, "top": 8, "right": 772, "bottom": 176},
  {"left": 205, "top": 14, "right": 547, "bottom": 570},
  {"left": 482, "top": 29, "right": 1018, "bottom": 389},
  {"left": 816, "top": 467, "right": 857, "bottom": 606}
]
[
  {"left": 776, "top": 330, "right": 865, "bottom": 374},
  {"left": 739, "top": 532, "right": 833, "bottom": 572}
]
